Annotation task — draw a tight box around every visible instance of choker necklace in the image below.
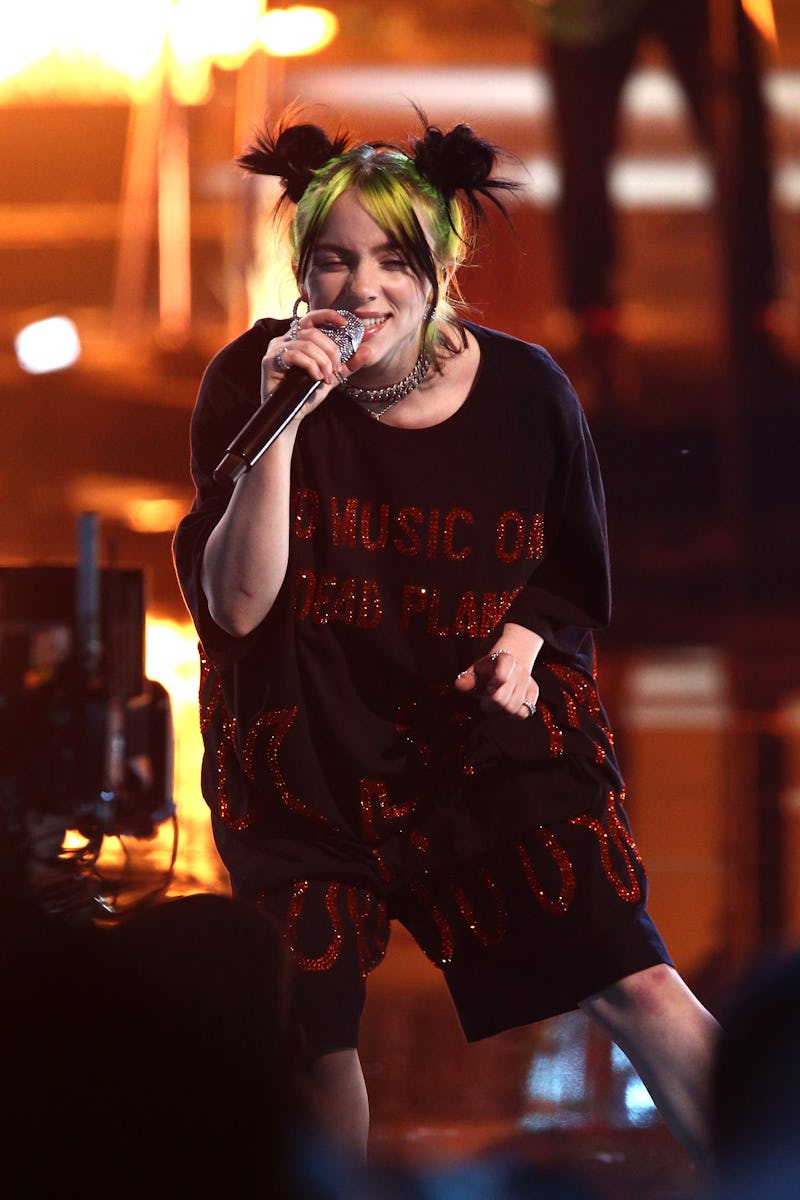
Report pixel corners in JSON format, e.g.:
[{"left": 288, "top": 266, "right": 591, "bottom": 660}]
[{"left": 340, "top": 351, "right": 430, "bottom": 420}]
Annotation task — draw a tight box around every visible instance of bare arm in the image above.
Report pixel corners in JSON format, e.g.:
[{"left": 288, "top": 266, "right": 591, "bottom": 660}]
[{"left": 201, "top": 309, "right": 365, "bottom": 638}]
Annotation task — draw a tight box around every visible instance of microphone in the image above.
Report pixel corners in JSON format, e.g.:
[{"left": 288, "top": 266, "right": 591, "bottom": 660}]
[{"left": 213, "top": 311, "right": 364, "bottom": 488}]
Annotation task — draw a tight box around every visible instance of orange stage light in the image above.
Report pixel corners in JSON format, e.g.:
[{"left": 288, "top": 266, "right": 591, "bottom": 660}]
[{"left": 742, "top": 0, "right": 778, "bottom": 47}]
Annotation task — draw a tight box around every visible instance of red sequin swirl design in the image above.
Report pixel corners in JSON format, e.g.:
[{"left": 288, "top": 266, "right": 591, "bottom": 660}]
[
  {"left": 198, "top": 650, "right": 223, "bottom": 734},
  {"left": 515, "top": 832, "right": 576, "bottom": 915},
  {"left": 216, "top": 717, "right": 252, "bottom": 830},
  {"left": 562, "top": 691, "right": 580, "bottom": 729},
  {"left": 285, "top": 881, "right": 344, "bottom": 972},
  {"left": 346, "top": 887, "right": 390, "bottom": 980},
  {"left": 243, "top": 707, "right": 332, "bottom": 829},
  {"left": 549, "top": 663, "right": 614, "bottom": 744},
  {"left": 538, "top": 704, "right": 565, "bottom": 757},
  {"left": 411, "top": 879, "right": 454, "bottom": 967},
  {"left": 570, "top": 791, "right": 644, "bottom": 903},
  {"left": 370, "top": 847, "right": 393, "bottom": 885},
  {"left": 449, "top": 868, "right": 508, "bottom": 948},
  {"left": 359, "top": 780, "right": 417, "bottom": 844}
]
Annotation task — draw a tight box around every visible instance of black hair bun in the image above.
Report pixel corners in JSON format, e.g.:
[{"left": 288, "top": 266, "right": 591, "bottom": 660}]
[
  {"left": 412, "top": 123, "right": 493, "bottom": 198},
  {"left": 410, "top": 108, "right": 518, "bottom": 220},
  {"left": 237, "top": 121, "right": 349, "bottom": 202}
]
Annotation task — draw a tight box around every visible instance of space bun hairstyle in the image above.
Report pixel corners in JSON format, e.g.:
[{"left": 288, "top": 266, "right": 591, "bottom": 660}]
[
  {"left": 237, "top": 106, "right": 520, "bottom": 369},
  {"left": 236, "top": 118, "right": 351, "bottom": 205},
  {"left": 408, "top": 105, "right": 519, "bottom": 227}
]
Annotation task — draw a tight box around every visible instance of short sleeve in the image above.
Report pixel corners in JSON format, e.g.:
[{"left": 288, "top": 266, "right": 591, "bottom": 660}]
[
  {"left": 172, "top": 320, "right": 284, "bottom": 664},
  {"left": 503, "top": 366, "right": 611, "bottom": 661}
]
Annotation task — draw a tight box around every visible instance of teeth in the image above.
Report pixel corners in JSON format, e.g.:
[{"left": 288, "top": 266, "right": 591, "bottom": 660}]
[{"left": 360, "top": 317, "right": 386, "bottom": 327}]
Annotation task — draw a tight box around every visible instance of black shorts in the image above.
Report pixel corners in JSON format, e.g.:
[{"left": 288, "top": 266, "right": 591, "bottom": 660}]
[{"left": 230, "top": 791, "right": 672, "bottom": 1058}]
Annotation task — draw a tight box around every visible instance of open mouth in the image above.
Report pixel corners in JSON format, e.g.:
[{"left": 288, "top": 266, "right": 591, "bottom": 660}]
[{"left": 356, "top": 315, "right": 389, "bottom": 337}]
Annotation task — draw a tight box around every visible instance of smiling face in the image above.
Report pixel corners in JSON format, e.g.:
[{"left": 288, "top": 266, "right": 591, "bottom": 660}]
[{"left": 303, "top": 190, "right": 435, "bottom": 386}]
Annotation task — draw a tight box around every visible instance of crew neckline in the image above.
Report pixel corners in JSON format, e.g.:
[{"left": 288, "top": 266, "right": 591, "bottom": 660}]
[{"left": 330, "top": 321, "right": 488, "bottom": 447}]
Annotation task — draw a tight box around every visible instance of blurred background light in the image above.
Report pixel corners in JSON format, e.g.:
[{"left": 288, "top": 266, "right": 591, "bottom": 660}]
[
  {"left": 168, "top": 0, "right": 262, "bottom": 70},
  {"left": 743, "top": 0, "right": 778, "bottom": 44},
  {"left": 0, "top": 1, "right": 338, "bottom": 100},
  {"left": 258, "top": 6, "right": 339, "bottom": 58},
  {"left": 15, "top": 316, "right": 81, "bottom": 374},
  {"left": 66, "top": 476, "right": 188, "bottom": 533}
]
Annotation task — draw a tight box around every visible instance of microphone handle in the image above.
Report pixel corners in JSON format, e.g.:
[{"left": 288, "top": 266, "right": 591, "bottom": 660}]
[{"left": 213, "top": 368, "right": 322, "bottom": 488}]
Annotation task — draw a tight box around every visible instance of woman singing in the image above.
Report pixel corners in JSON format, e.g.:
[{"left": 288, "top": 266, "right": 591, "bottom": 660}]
[{"left": 173, "top": 111, "right": 718, "bottom": 1162}]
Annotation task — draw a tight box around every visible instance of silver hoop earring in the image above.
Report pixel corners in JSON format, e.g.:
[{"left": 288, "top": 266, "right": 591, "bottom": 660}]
[{"left": 289, "top": 295, "right": 308, "bottom": 339}]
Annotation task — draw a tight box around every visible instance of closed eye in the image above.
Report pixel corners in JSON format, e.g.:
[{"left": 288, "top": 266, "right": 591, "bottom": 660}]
[{"left": 313, "top": 255, "right": 348, "bottom": 271}]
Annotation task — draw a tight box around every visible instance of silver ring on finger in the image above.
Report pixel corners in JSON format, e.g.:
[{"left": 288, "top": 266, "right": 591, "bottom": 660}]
[
  {"left": 275, "top": 348, "right": 290, "bottom": 373},
  {"left": 521, "top": 697, "right": 537, "bottom": 718}
]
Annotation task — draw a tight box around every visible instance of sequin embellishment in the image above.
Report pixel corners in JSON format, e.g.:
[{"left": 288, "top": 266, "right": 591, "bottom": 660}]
[
  {"left": 285, "top": 881, "right": 344, "bottom": 972},
  {"left": 243, "top": 707, "right": 333, "bottom": 829},
  {"left": 570, "top": 791, "right": 644, "bottom": 903},
  {"left": 411, "top": 879, "right": 455, "bottom": 967},
  {"left": 538, "top": 703, "right": 565, "bottom": 757},
  {"left": 450, "top": 868, "right": 508, "bottom": 947},
  {"left": 346, "top": 887, "right": 390, "bottom": 980},
  {"left": 515, "top": 832, "right": 576, "bottom": 915}
]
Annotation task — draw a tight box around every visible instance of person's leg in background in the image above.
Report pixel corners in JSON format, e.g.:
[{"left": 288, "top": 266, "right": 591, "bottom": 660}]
[
  {"left": 654, "top": 0, "right": 780, "bottom": 356},
  {"left": 545, "top": 21, "right": 642, "bottom": 409}
]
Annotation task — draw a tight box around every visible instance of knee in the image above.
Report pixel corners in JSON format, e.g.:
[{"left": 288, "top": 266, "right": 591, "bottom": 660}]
[
  {"left": 581, "top": 963, "right": 681, "bottom": 1025},
  {"left": 304, "top": 1047, "right": 359, "bottom": 1087}
]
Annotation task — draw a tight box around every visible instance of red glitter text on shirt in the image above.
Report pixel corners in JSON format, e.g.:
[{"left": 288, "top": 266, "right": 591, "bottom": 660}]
[
  {"left": 327, "top": 495, "right": 477, "bottom": 561},
  {"left": 294, "top": 569, "right": 383, "bottom": 628},
  {"left": 291, "top": 486, "right": 320, "bottom": 539},
  {"left": 293, "top": 489, "right": 544, "bottom": 567},
  {"left": 495, "top": 510, "right": 545, "bottom": 563},
  {"left": 400, "top": 584, "right": 524, "bottom": 639}
]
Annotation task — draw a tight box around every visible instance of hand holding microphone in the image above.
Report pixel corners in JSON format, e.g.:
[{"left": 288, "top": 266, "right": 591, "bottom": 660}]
[{"left": 213, "top": 310, "right": 364, "bottom": 488}]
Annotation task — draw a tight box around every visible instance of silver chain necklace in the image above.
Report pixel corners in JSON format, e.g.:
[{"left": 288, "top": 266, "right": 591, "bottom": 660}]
[{"left": 339, "top": 351, "right": 430, "bottom": 420}]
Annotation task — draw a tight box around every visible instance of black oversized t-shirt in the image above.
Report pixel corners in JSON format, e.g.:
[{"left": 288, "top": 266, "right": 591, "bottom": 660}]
[{"left": 173, "top": 320, "right": 622, "bottom": 891}]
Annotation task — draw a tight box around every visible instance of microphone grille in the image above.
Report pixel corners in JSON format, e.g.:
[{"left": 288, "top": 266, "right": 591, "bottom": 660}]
[{"left": 322, "top": 311, "right": 364, "bottom": 363}]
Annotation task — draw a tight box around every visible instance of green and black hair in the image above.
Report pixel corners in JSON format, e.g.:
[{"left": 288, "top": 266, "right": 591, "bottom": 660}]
[{"left": 237, "top": 107, "right": 520, "bottom": 370}]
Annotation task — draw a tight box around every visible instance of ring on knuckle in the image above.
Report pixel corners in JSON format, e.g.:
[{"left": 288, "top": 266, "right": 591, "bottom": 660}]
[
  {"left": 275, "top": 348, "right": 289, "bottom": 372},
  {"left": 521, "top": 698, "right": 537, "bottom": 717}
]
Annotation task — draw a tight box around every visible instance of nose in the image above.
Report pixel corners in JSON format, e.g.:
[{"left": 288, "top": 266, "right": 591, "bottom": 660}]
[{"left": 348, "top": 260, "right": 379, "bottom": 304}]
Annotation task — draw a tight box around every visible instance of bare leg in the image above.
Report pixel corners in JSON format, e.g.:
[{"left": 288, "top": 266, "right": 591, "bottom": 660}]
[
  {"left": 300, "top": 1048, "right": 370, "bottom": 1162},
  {"left": 579, "top": 963, "right": 720, "bottom": 1161}
]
